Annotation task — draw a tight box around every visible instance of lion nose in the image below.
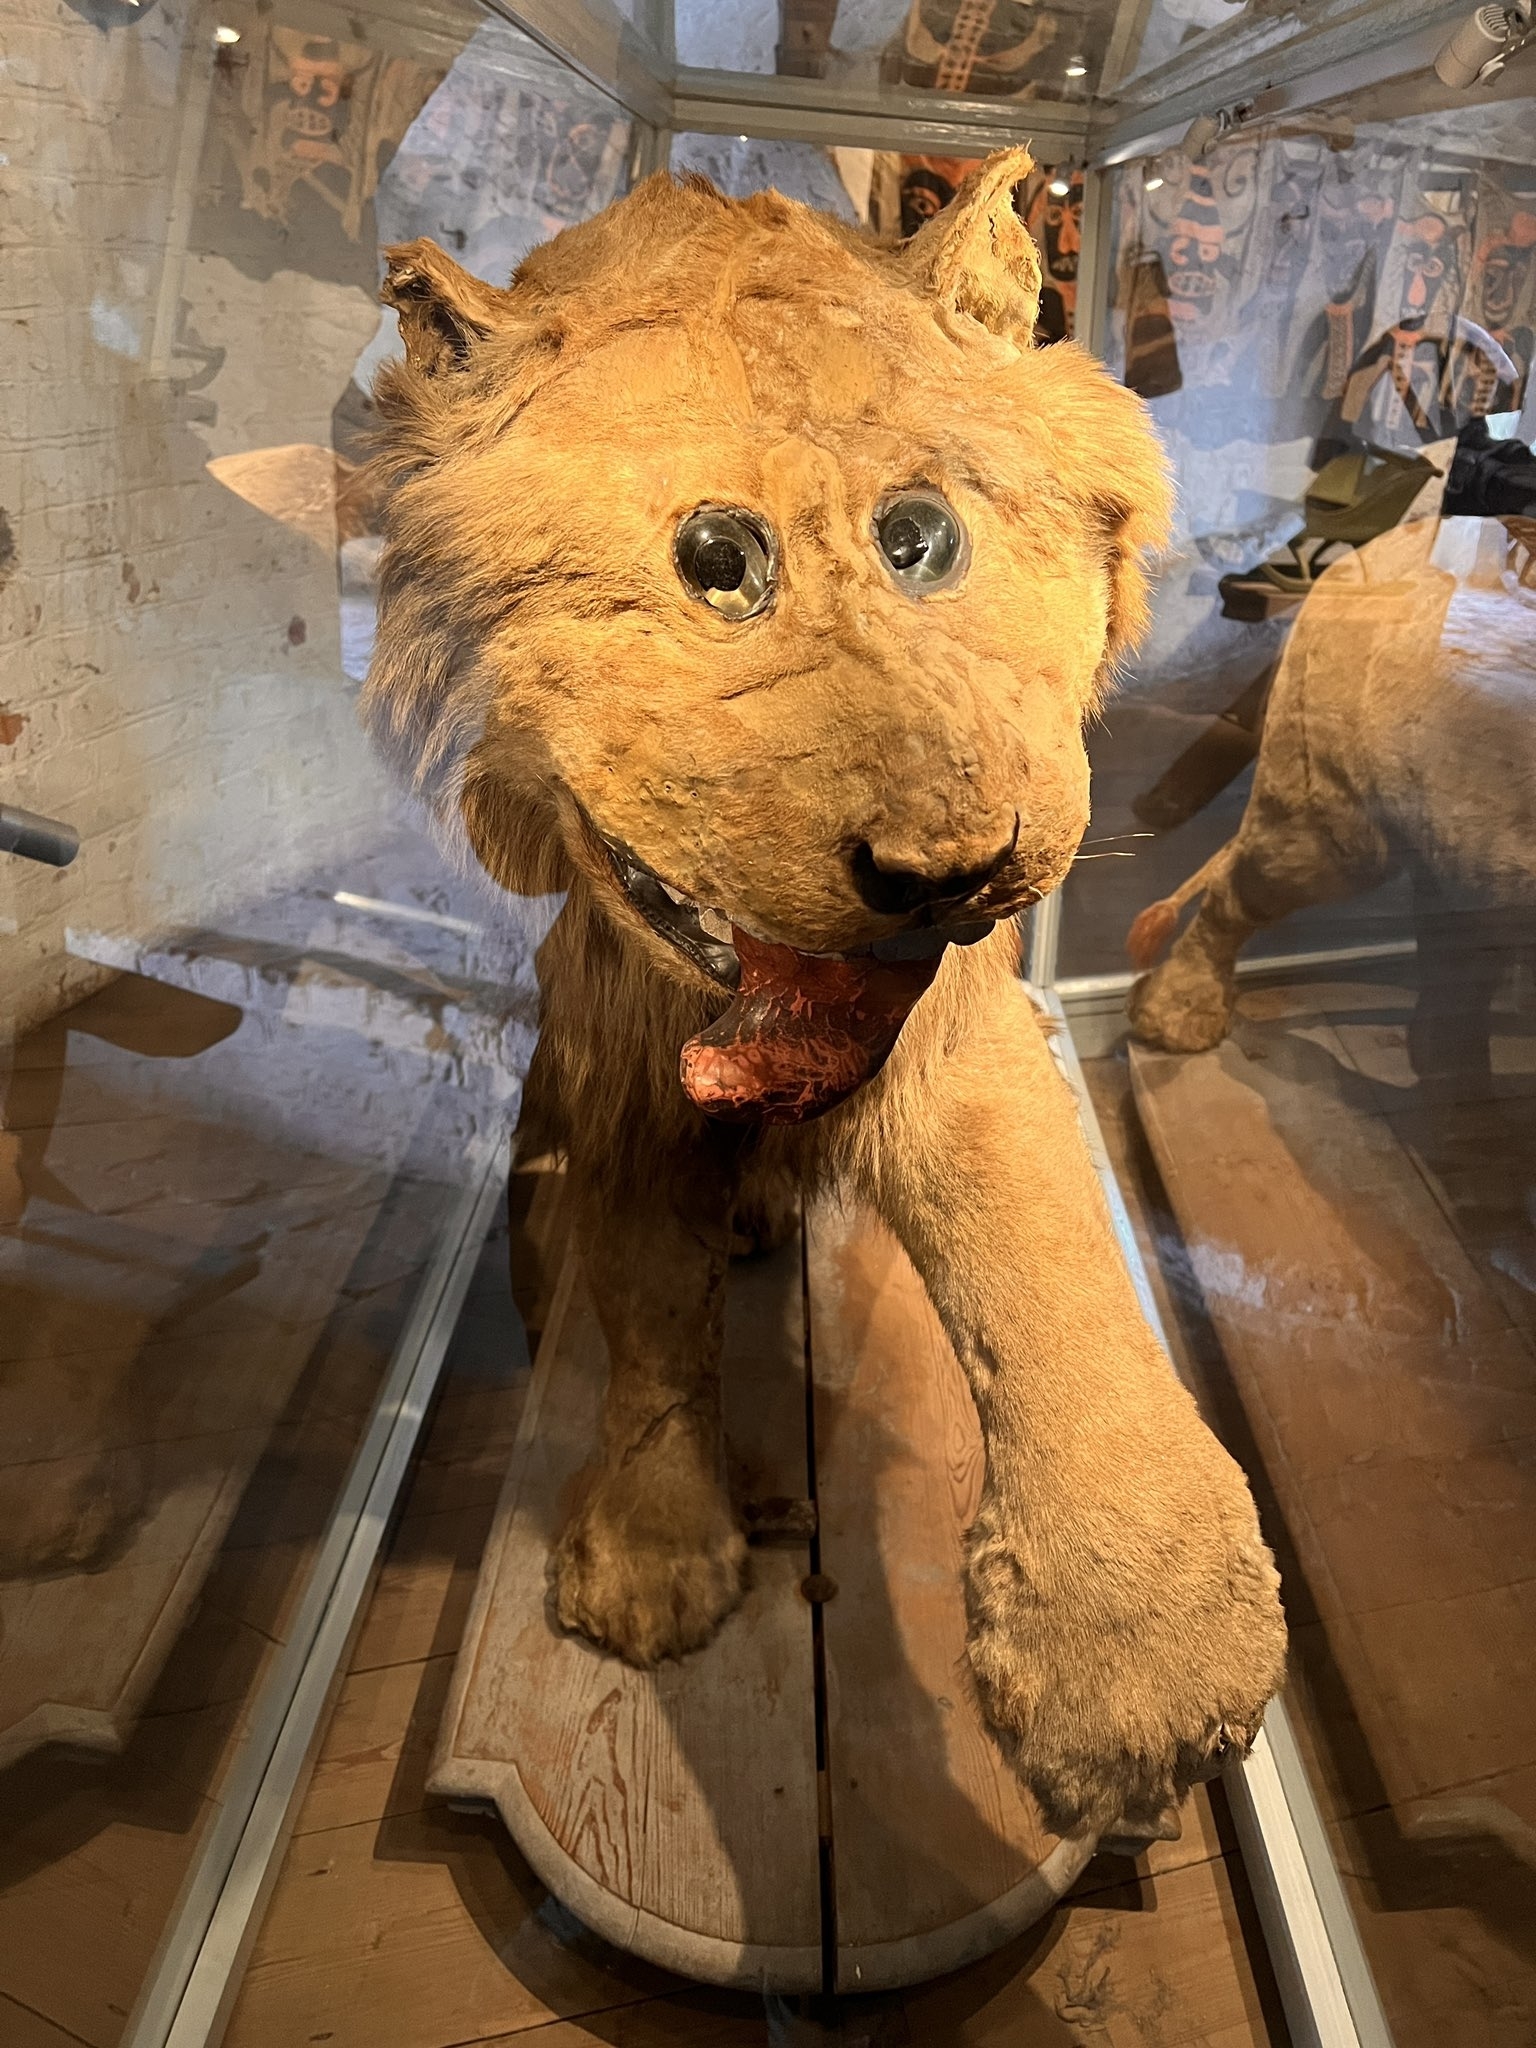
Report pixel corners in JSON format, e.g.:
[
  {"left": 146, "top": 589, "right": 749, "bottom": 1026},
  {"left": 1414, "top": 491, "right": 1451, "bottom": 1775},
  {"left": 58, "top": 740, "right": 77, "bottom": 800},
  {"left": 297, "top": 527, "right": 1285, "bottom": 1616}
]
[{"left": 849, "top": 821, "right": 1018, "bottom": 918}]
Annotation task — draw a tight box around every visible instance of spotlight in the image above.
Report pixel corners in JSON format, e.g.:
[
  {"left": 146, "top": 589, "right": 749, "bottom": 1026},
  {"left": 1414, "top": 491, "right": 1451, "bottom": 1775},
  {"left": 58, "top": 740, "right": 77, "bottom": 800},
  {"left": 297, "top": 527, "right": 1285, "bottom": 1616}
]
[
  {"left": 1180, "top": 101, "right": 1253, "bottom": 158},
  {"left": 1048, "top": 167, "right": 1072, "bottom": 196},
  {"left": 1433, "top": 0, "right": 1530, "bottom": 84},
  {"left": 1065, "top": 54, "right": 1088, "bottom": 75},
  {"left": 1143, "top": 160, "right": 1165, "bottom": 193},
  {"left": 213, "top": 21, "right": 240, "bottom": 39}
]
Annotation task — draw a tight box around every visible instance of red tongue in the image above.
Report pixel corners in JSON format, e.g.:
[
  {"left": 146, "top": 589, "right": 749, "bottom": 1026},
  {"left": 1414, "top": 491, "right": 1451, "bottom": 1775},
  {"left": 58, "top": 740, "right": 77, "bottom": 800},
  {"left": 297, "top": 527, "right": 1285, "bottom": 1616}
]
[{"left": 680, "top": 928, "right": 944, "bottom": 1125}]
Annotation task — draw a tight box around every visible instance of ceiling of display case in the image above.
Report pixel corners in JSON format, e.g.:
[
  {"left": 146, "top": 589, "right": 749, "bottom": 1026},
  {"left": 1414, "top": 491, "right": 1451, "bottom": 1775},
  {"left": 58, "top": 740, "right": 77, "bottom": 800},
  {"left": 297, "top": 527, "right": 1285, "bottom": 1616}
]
[
  {"left": 663, "top": 0, "right": 1531, "bottom": 140},
  {"left": 674, "top": 0, "right": 1118, "bottom": 101},
  {"left": 1320, "top": 77, "right": 1536, "bottom": 167}
]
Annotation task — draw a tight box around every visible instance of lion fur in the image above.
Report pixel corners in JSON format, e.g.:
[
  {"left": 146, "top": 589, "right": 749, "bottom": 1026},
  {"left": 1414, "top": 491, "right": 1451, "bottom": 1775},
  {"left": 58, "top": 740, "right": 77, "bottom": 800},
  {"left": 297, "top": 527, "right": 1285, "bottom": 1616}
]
[{"left": 362, "top": 153, "right": 1287, "bottom": 1841}]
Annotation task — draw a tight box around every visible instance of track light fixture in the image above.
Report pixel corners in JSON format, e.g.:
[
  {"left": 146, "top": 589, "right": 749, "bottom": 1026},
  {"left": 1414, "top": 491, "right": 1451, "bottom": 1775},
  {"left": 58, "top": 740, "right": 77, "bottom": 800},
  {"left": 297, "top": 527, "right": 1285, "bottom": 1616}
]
[
  {"left": 1048, "top": 164, "right": 1073, "bottom": 196},
  {"left": 1433, "top": 0, "right": 1531, "bottom": 84},
  {"left": 1181, "top": 102, "right": 1254, "bottom": 158}
]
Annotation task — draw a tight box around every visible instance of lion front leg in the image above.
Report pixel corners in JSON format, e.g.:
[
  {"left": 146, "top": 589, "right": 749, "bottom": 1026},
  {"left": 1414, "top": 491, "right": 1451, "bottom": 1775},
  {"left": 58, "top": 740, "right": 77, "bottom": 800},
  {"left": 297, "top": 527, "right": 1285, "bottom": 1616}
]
[
  {"left": 1130, "top": 819, "right": 1393, "bottom": 1054},
  {"left": 866, "top": 974, "right": 1287, "bottom": 1842},
  {"left": 552, "top": 1140, "right": 750, "bottom": 1666},
  {"left": 1127, "top": 842, "right": 1249, "bottom": 1053}
]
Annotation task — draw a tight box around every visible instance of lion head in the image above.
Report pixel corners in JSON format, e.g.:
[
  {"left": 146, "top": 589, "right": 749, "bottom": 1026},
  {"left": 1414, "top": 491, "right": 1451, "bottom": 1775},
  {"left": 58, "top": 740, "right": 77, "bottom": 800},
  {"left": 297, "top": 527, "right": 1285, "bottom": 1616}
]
[{"left": 364, "top": 150, "right": 1170, "bottom": 1123}]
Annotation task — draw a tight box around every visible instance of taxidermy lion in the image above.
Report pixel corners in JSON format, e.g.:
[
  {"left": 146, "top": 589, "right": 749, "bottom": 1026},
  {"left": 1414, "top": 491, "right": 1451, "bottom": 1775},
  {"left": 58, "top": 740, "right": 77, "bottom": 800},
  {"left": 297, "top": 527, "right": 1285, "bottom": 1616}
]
[
  {"left": 363, "top": 150, "right": 1287, "bottom": 1846},
  {"left": 1127, "top": 515, "right": 1536, "bottom": 1070}
]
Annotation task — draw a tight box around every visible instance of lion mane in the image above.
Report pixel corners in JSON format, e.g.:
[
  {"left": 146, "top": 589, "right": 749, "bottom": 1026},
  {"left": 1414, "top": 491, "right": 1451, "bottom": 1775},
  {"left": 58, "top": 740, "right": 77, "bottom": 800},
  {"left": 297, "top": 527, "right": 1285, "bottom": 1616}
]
[{"left": 362, "top": 153, "right": 1171, "bottom": 1177}]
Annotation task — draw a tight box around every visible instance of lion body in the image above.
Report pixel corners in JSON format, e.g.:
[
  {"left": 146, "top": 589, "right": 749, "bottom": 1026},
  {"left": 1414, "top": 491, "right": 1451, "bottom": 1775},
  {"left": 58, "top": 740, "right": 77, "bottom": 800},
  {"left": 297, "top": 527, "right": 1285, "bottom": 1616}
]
[{"left": 363, "top": 158, "right": 1288, "bottom": 1845}]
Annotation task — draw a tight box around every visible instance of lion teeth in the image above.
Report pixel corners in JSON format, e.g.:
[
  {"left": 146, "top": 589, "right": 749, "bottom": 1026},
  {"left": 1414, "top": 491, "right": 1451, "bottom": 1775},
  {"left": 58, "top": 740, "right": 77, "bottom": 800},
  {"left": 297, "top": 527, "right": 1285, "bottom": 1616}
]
[
  {"left": 697, "top": 905, "right": 733, "bottom": 943},
  {"left": 660, "top": 881, "right": 689, "bottom": 905}
]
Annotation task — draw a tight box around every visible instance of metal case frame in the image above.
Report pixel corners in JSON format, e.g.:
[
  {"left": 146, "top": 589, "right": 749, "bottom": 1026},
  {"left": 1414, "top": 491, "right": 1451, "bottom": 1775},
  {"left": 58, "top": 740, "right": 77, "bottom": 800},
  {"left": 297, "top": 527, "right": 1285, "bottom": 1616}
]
[{"left": 121, "top": 1, "right": 1512, "bottom": 2032}]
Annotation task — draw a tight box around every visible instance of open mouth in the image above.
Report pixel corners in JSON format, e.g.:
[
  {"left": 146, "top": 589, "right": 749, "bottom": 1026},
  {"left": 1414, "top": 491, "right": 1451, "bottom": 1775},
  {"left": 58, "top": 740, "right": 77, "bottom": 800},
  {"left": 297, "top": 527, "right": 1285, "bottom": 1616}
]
[
  {"left": 600, "top": 836, "right": 744, "bottom": 990},
  {"left": 597, "top": 831, "right": 997, "bottom": 1128}
]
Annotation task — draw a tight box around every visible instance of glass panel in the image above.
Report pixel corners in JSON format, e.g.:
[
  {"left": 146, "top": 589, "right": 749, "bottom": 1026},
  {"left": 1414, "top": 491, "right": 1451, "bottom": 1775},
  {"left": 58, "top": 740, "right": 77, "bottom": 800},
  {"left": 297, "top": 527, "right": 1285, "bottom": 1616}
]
[
  {"left": 0, "top": 7, "right": 629, "bottom": 2038},
  {"left": 1105, "top": 0, "right": 1252, "bottom": 93},
  {"left": 675, "top": 0, "right": 1107, "bottom": 102},
  {"left": 1106, "top": 0, "right": 1463, "bottom": 103},
  {"left": 1085, "top": 89, "right": 1536, "bottom": 2048},
  {"left": 1062, "top": 106, "right": 1536, "bottom": 978},
  {"left": 672, "top": 130, "right": 877, "bottom": 217}
]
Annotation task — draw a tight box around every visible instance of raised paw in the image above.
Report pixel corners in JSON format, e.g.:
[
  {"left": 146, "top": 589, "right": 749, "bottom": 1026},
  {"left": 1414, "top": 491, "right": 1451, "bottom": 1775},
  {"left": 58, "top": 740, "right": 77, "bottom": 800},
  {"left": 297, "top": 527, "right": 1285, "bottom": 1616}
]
[
  {"left": 552, "top": 1419, "right": 748, "bottom": 1665},
  {"left": 965, "top": 1451, "right": 1286, "bottom": 1842}
]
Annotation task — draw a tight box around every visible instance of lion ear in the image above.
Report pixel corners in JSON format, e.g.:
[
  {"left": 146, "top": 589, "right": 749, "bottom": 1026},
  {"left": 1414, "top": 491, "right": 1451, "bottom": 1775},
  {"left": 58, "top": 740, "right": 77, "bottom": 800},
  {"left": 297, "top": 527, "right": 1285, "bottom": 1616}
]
[
  {"left": 381, "top": 239, "right": 508, "bottom": 376},
  {"left": 900, "top": 147, "right": 1042, "bottom": 346}
]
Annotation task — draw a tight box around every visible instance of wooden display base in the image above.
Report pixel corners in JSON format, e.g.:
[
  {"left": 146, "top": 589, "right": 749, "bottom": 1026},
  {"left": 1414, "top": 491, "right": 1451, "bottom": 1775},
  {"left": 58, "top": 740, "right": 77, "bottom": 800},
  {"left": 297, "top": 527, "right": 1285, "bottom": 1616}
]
[{"left": 429, "top": 1197, "right": 1090, "bottom": 1994}]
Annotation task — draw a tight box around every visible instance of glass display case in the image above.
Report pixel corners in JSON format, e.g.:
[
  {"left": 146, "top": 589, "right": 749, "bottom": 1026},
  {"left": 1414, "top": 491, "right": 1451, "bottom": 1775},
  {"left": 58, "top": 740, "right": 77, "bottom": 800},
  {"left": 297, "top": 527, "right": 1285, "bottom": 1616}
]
[
  {"left": 674, "top": 0, "right": 1111, "bottom": 98},
  {"left": 1060, "top": 77, "right": 1536, "bottom": 2048},
  {"left": 4, "top": 0, "right": 1532, "bottom": 2042},
  {"left": 1, "top": 5, "right": 626, "bottom": 2039}
]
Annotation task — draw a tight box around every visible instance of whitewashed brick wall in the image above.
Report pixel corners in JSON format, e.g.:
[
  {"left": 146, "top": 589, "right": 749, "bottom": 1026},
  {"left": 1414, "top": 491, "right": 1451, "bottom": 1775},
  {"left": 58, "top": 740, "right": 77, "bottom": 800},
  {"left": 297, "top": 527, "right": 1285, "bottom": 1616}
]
[{"left": 0, "top": 0, "right": 398, "bottom": 1039}]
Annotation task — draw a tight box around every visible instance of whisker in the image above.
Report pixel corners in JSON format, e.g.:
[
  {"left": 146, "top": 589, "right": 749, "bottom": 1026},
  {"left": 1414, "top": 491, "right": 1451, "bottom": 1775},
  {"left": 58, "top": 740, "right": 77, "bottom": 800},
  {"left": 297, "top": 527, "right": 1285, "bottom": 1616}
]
[
  {"left": 1071, "top": 850, "right": 1141, "bottom": 861},
  {"left": 1080, "top": 831, "right": 1154, "bottom": 846}
]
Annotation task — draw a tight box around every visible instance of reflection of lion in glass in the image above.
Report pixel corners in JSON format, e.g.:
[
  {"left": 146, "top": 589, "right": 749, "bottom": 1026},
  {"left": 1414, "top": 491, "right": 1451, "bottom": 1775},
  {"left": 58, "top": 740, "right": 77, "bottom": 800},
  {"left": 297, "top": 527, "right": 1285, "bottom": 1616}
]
[
  {"left": 1129, "top": 516, "right": 1536, "bottom": 1075},
  {"left": 363, "top": 151, "right": 1286, "bottom": 1845}
]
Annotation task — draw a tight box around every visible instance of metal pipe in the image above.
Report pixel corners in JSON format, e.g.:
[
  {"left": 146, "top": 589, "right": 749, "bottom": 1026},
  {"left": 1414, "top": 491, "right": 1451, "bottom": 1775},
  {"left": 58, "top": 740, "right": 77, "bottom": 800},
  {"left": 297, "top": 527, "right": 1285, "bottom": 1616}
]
[
  {"left": 0, "top": 803, "right": 80, "bottom": 868},
  {"left": 1089, "top": 6, "right": 1466, "bottom": 165},
  {"left": 1054, "top": 936, "right": 1418, "bottom": 1003}
]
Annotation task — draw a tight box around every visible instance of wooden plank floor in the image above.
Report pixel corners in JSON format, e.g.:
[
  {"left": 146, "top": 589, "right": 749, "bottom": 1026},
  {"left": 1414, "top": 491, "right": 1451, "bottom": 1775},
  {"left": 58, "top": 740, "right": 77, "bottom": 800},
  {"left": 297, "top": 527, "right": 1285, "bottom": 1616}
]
[
  {"left": 0, "top": 917, "right": 531, "bottom": 2047},
  {"left": 0, "top": 971, "right": 396, "bottom": 1768},
  {"left": 227, "top": 1164, "right": 1288, "bottom": 2047},
  {"left": 1100, "top": 962, "right": 1536, "bottom": 2048}
]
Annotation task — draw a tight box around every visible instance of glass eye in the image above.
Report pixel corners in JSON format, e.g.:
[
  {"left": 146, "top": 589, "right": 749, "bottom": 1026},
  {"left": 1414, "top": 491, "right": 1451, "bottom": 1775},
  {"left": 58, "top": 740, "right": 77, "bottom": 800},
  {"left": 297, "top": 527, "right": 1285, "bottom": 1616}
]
[
  {"left": 874, "top": 489, "right": 967, "bottom": 593},
  {"left": 674, "top": 507, "right": 776, "bottom": 620}
]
